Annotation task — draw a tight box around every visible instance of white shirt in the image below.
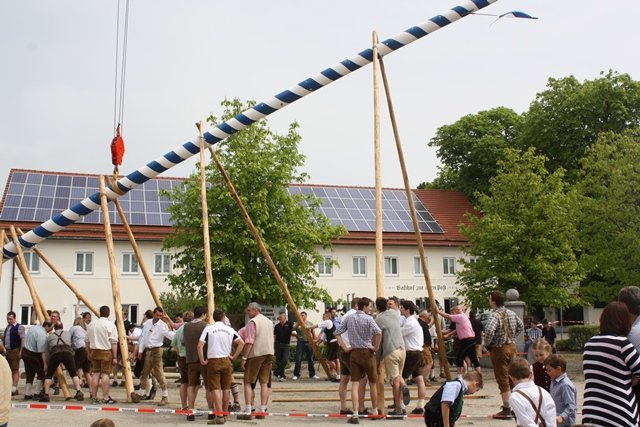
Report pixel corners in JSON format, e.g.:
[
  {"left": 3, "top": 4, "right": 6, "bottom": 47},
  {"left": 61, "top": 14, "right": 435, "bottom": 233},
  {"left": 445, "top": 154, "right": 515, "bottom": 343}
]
[
  {"left": 199, "top": 322, "right": 241, "bottom": 358},
  {"left": 509, "top": 380, "right": 557, "bottom": 427},
  {"left": 139, "top": 319, "right": 174, "bottom": 353},
  {"left": 401, "top": 315, "right": 423, "bottom": 351},
  {"left": 340, "top": 309, "right": 357, "bottom": 347},
  {"left": 86, "top": 317, "right": 118, "bottom": 350}
]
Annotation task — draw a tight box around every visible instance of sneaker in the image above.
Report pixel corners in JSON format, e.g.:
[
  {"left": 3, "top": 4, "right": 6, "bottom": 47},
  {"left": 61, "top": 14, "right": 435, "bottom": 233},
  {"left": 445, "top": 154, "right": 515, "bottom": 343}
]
[
  {"left": 236, "top": 414, "right": 253, "bottom": 420},
  {"left": 292, "top": 376, "right": 299, "bottom": 380},
  {"left": 311, "top": 375, "right": 320, "bottom": 379},
  {"left": 331, "top": 377, "right": 340, "bottom": 383},
  {"left": 130, "top": 392, "right": 141, "bottom": 403},
  {"left": 387, "top": 408, "right": 405, "bottom": 419},
  {"left": 158, "top": 396, "right": 169, "bottom": 406},
  {"left": 347, "top": 416, "right": 360, "bottom": 424},
  {"left": 90, "top": 397, "right": 101, "bottom": 404},
  {"left": 101, "top": 396, "right": 117, "bottom": 404},
  {"left": 340, "top": 409, "right": 353, "bottom": 415},
  {"left": 402, "top": 384, "right": 411, "bottom": 405},
  {"left": 492, "top": 406, "right": 513, "bottom": 419},
  {"left": 186, "top": 414, "right": 196, "bottom": 422},
  {"left": 53, "top": 387, "right": 60, "bottom": 395},
  {"left": 39, "top": 394, "right": 50, "bottom": 402},
  {"left": 112, "top": 380, "right": 118, "bottom": 387},
  {"left": 75, "top": 390, "right": 84, "bottom": 401},
  {"left": 277, "top": 376, "right": 285, "bottom": 382},
  {"left": 410, "top": 407, "right": 424, "bottom": 415},
  {"left": 24, "top": 395, "right": 33, "bottom": 401},
  {"left": 11, "top": 390, "right": 19, "bottom": 396},
  {"left": 229, "top": 402, "right": 241, "bottom": 412}
]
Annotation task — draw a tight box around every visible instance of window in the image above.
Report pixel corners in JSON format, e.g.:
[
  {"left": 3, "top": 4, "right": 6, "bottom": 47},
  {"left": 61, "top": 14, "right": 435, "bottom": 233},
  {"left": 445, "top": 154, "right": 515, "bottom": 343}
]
[
  {"left": 352, "top": 256, "right": 367, "bottom": 276},
  {"left": 75, "top": 252, "right": 94, "bottom": 274},
  {"left": 384, "top": 256, "right": 399, "bottom": 276},
  {"left": 122, "top": 253, "right": 139, "bottom": 274},
  {"left": 317, "top": 256, "right": 333, "bottom": 276},
  {"left": 121, "top": 304, "right": 139, "bottom": 324},
  {"left": 154, "top": 253, "right": 172, "bottom": 274},
  {"left": 414, "top": 256, "right": 422, "bottom": 275},
  {"left": 20, "top": 305, "right": 35, "bottom": 325},
  {"left": 443, "top": 257, "right": 456, "bottom": 276},
  {"left": 23, "top": 251, "right": 40, "bottom": 273}
]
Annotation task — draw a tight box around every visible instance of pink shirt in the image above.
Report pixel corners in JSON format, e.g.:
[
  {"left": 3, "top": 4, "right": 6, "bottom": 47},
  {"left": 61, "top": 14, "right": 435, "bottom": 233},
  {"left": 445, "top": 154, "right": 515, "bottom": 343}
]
[
  {"left": 449, "top": 313, "right": 475, "bottom": 340},
  {"left": 242, "top": 321, "right": 256, "bottom": 345}
]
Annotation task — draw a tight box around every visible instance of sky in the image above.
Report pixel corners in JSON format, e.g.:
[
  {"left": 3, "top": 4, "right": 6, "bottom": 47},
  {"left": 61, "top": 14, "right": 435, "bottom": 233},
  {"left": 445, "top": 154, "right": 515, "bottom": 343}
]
[{"left": 2, "top": 0, "right": 640, "bottom": 209}]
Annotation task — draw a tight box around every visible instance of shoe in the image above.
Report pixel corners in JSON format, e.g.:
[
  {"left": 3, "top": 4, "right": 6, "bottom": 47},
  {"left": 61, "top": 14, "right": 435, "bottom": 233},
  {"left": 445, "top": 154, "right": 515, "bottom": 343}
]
[
  {"left": 39, "top": 394, "right": 50, "bottom": 402},
  {"left": 214, "top": 416, "right": 227, "bottom": 424},
  {"left": 439, "top": 373, "right": 446, "bottom": 378},
  {"left": 11, "top": 390, "right": 19, "bottom": 396},
  {"left": 292, "top": 376, "right": 299, "bottom": 380},
  {"left": 75, "top": 390, "right": 84, "bottom": 401},
  {"left": 91, "top": 398, "right": 101, "bottom": 404},
  {"left": 208, "top": 413, "right": 216, "bottom": 420},
  {"left": 119, "top": 381, "right": 125, "bottom": 387},
  {"left": 112, "top": 380, "right": 118, "bottom": 387},
  {"left": 158, "top": 396, "right": 169, "bottom": 406},
  {"left": 340, "top": 409, "right": 353, "bottom": 415},
  {"left": 405, "top": 379, "right": 414, "bottom": 386},
  {"left": 387, "top": 408, "right": 405, "bottom": 419},
  {"left": 410, "top": 407, "right": 424, "bottom": 415},
  {"left": 311, "top": 375, "right": 320, "bottom": 379},
  {"left": 186, "top": 414, "right": 195, "bottom": 422},
  {"left": 24, "top": 395, "right": 33, "bottom": 401},
  {"left": 236, "top": 414, "right": 253, "bottom": 420},
  {"left": 347, "top": 416, "right": 360, "bottom": 424},
  {"left": 140, "top": 394, "right": 151, "bottom": 401},
  {"left": 402, "top": 384, "right": 411, "bottom": 405},
  {"left": 148, "top": 386, "right": 157, "bottom": 400},
  {"left": 429, "top": 377, "right": 438, "bottom": 383},
  {"left": 101, "top": 396, "right": 117, "bottom": 404},
  {"left": 130, "top": 392, "right": 141, "bottom": 403},
  {"left": 277, "top": 376, "right": 285, "bottom": 382},
  {"left": 492, "top": 406, "right": 513, "bottom": 419},
  {"left": 255, "top": 408, "right": 267, "bottom": 419},
  {"left": 331, "top": 377, "right": 340, "bottom": 383},
  {"left": 53, "top": 387, "right": 60, "bottom": 395},
  {"left": 229, "top": 402, "right": 241, "bottom": 412}
]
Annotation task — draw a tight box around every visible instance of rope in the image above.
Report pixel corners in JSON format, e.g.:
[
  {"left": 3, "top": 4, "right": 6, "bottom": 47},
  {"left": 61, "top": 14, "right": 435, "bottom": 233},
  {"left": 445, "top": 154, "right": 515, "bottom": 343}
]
[{"left": 112, "top": 0, "right": 130, "bottom": 136}]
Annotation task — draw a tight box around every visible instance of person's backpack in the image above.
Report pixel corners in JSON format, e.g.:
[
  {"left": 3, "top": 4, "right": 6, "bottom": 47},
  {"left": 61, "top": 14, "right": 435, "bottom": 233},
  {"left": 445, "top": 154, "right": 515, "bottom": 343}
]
[{"left": 514, "top": 386, "right": 546, "bottom": 427}]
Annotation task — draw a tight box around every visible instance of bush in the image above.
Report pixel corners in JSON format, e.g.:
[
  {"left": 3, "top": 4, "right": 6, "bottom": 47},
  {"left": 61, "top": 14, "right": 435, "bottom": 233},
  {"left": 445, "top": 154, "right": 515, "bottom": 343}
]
[
  {"left": 562, "top": 325, "right": 599, "bottom": 351},
  {"left": 555, "top": 339, "right": 571, "bottom": 351}
]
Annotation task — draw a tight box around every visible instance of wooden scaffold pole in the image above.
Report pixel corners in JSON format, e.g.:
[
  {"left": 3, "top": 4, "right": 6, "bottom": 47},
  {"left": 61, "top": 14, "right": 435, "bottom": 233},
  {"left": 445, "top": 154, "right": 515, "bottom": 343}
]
[
  {"left": 377, "top": 53, "right": 452, "bottom": 380},
  {"left": 98, "top": 175, "right": 134, "bottom": 401},
  {"left": 204, "top": 144, "right": 333, "bottom": 378}
]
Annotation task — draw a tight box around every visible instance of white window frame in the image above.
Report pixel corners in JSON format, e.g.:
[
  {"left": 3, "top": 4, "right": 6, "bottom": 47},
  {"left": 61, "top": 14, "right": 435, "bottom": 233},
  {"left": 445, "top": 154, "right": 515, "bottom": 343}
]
[
  {"left": 154, "top": 253, "right": 172, "bottom": 275},
  {"left": 121, "top": 252, "right": 139, "bottom": 275},
  {"left": 317, "top": 256, "right": 333, "bottom": 276},
  {"left": 23, "top": 251, "right": 40, "bottom": 274},
  {"left": 75, "top": 251, "right": 94, "bottom": 274},
  {"left": 121, "top": 304, "right": 139, "bottom": 324},
  {"left": 352, "top": 256, "right": 367, "bottom": 277},
  {"left": 414, "top": 256, "right": 423, "bottom": 276},
  {"left": 20, "top": 304, "right": 35, "bottom": 325},
  {"left": 443, "top": 257, "right": 456, "bottom": 276},
  {"left": 384, "top": 256, "right": 399, "bottom": 276}
]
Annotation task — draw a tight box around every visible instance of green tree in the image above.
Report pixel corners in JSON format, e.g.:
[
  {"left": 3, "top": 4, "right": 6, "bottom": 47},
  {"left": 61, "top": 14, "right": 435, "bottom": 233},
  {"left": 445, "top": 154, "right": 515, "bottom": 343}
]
[
  {"left": 424, "top": 107, "right": 521, "bottom": 203},
  {"left": 457, "top": 148, "right": 583, "bottom": 309},
  {"left": 518, "top": 71, "right": 640, "bottom": 180},
  {"left": 573, "top": 130, "right": 640, "bottom": 303},
  {"left": 162, "top": 99, "right": 345, "bottom": 314}
]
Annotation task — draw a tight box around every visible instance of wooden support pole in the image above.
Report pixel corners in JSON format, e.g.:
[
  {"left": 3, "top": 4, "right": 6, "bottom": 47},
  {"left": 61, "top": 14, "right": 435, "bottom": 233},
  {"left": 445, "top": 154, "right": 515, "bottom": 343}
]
[
  {"left": 98, "top": 175, "right": 134, "bottom": 401},
  {"left": 16, "top": 228, "right": 100, "bottom": 317},
  {"left": 197, "top": 122, "right": 216, "bottom": 324},
  {"left": 9, "top": 226, "right": 71, "bottom": 398},
  {"left": 377, "top": 55, "right": 452, "bottom": 380},
  {"left": 205, "top": 144, "right": 332, "bottom": 378},
  {"left": 372, "top": 31, "right": 386, "bottom": 415}
]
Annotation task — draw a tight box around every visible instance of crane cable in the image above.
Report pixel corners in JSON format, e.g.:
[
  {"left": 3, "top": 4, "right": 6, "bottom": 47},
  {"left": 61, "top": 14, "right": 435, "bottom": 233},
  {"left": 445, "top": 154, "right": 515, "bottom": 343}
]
[{"left": 111, "top": 0, "right": 130, "bottom": 180}]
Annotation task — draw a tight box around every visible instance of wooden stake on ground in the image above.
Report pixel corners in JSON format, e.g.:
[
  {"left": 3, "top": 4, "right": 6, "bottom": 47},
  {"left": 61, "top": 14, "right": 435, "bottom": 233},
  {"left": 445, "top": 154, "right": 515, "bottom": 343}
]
[
  {"left": 98, "top": 175, "right": 134, "bottom": 401},
  {"left": 372, "top": 31, "right": 387, "bottom": 415},
  {"left": 377, "top": 54, "right": 452, "bottom": 380},
  {"left": 16, "top": 228, "right": 99, "bottom": 317},
  {"left": 8, "top": 226, "right": 71, "bottom": 399},
  {"left": 197, "top": 121, "right": 216, "bottom": 324},
  {"left": 205, "top": 144, "right": 333, "bottom": 378}
]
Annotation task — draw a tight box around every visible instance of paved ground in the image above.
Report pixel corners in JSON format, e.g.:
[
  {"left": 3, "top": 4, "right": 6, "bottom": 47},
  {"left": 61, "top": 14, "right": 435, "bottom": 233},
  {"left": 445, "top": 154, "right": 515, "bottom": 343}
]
[{"left": 8, "top": 354, "right": 586, "bottom": 426}]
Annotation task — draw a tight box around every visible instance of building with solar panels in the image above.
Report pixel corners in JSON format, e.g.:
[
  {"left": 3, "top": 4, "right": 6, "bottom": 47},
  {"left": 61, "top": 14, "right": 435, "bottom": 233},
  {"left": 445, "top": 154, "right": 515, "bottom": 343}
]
[{"left": 0, "top": 169, "right": 476, "bottom": 326}]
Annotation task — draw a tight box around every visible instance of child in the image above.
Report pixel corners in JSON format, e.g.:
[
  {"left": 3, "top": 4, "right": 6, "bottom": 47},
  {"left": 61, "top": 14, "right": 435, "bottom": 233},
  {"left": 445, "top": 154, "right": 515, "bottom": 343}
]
[
  {"left": 531, "top": 338, "right": 552, "bottom": 391},
  {"left": 545, "top": 354, "right": 577, "bottom": 427},
  {"left": 508, "top": 358, "right": 556, "bottom": 427},
  {"left": 424, "top": 371, "right": 483, "bottom": 427}
]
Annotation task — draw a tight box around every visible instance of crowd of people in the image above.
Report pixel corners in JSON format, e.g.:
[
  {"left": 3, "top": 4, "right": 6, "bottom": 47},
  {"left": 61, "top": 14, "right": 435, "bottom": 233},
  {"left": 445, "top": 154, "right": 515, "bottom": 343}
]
[{"left": 5, "top": 288, "right": 640, "bottom": 426}]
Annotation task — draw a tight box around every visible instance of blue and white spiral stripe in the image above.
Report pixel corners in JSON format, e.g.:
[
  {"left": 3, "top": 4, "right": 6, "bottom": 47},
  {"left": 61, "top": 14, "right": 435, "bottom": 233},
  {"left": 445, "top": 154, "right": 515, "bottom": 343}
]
[{"left": 2, "top": 0, "right": 497, "bottom": 261}]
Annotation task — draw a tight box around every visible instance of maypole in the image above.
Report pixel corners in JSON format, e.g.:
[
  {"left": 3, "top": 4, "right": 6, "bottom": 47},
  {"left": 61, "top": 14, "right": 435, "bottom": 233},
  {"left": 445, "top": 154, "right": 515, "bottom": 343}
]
[{"left": 2, "top": 0, "right": 499, "bottom": 261}]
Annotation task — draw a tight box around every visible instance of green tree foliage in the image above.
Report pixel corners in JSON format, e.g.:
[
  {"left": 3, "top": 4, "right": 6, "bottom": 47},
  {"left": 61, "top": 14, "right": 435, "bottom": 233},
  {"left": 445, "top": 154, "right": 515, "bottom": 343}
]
[
  {"left": 162, "top": 99, "right": 345, "bottom": 314},
  {"left": 457, "top": 148, "right": 583, "bottom": 309},
  {"left": 518, "top": 71, "right": 640, "bottom": 180},
  {"left": 159, "top": 290, "right": 205, "bottom": 319},
  {"left": 573, "top": 130, "right": 640, "bottom": 303},
  {"left": 424, "top": 107, "right": 521, "bottom": 202}
]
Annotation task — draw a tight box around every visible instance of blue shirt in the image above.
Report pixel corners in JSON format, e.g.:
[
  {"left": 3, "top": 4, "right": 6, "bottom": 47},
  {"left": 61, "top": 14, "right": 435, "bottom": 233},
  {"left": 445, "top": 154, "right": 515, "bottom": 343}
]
[
  {"left": 550, "top": 373, "right": 577, "bottom": 427},
  {"left": 335, "top": 310, "right": 381, "bottom": 349},
  {"left": 24, "top": 325, "right": 48, "bottom": 353}
]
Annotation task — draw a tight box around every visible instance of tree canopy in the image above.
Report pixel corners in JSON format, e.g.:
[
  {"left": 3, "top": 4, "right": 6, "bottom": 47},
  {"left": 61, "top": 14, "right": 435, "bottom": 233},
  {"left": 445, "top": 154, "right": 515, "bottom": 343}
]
[
  {"left": 162, "top": 99, "right": 345, "bottom": 314},
  {"left": 457, "top": 148, "right": 582, "bottom": 309}
]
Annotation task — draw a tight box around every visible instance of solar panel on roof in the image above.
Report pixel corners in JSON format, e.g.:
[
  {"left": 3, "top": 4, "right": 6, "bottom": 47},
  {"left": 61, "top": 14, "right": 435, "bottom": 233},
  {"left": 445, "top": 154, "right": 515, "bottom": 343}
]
[{"left": 289, "top": 186, "right": 443, "bottom": 234}]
